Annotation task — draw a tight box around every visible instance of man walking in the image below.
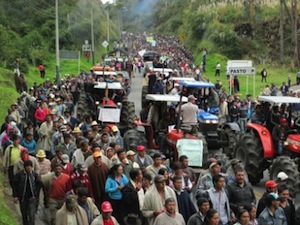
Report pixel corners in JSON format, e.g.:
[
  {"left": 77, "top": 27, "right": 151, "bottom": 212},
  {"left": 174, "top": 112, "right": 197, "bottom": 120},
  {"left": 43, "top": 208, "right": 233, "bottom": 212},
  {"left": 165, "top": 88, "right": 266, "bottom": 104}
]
[{"left": 13, "top": 160, "right": 41, "bottom": 225}]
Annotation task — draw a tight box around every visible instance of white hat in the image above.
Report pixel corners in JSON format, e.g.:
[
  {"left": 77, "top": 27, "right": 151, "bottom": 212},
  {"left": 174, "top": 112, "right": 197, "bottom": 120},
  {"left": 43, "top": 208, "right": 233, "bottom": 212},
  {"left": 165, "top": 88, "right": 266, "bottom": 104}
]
[
  {"left": 277, "top": 172, "right": 288, "bottom": 181},
  {"left": 91, "top": 121, "right": 98, "bottom": 126},
  {"left": 188, "top": 95, "right": 197, "bottom": 100},
  {"left": 61, "top": 154, "right": 69, "bottom": 164},
  {"left": 174, "top": 83, "right": 179, "bottom": 87}
]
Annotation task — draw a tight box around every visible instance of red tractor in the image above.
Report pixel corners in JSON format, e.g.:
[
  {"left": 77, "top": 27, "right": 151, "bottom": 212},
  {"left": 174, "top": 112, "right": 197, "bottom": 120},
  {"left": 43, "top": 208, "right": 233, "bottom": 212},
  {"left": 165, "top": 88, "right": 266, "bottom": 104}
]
[{"left": 234, "top": 96, "right": 300, "bottom": 192}]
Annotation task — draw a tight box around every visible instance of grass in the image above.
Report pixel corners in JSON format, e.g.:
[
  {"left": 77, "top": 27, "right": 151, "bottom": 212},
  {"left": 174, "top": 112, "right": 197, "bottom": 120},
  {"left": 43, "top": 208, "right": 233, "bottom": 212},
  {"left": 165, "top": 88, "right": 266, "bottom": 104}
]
[
  {"left": 195, "top": 53, "right": 296, "bottom": 99},
  {"left": 0, "top": 173, "right": 19, "bottom": 225}
]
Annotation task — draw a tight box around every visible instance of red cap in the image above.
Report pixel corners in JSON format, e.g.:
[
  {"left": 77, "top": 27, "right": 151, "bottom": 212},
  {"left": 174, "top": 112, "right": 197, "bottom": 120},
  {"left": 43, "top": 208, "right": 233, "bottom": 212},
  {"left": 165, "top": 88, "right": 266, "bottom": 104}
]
[
  {"left": 137, "top": 145, "right": 145, "bottom": 151},
  {"left": 279, "top": 118, "right": 287, "bottom": 123},
  {"left": 265, "top": 180, "right": 278, "bottom": 188},
  {"left": 101, "top": 201, "right": 113, "bottom": 212}
]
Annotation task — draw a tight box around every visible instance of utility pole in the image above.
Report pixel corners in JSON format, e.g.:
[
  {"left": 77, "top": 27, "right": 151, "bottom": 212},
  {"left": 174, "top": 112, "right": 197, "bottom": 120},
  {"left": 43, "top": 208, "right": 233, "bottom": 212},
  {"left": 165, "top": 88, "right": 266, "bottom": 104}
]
[
  {"left": 107, "top": 9, "right": 110, "bottom": 43},
  {"left": 91, "top": 9, "right": 95, "bottom": 65},
  {"left": 279, "top": 0, "right": 284, "bottom": 64},
  {"left": 55, "top": 0, "right": 60, "bottom": 87}
]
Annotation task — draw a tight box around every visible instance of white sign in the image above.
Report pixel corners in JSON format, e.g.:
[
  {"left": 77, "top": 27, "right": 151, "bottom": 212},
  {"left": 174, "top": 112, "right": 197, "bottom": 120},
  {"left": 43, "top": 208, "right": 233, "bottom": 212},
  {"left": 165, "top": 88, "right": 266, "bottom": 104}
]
[
  {"left": 229, "top": 67, "right": 256, "bottom": 76},
  {"left": 98, "top": 108, "right": 121, "bottom": 122},
  {"left": 82, "top": 44, "right": 92, "bottom": 52},
  {"left": 176, "top": 139, "right": 203, "bottom": 167},
  {"left": 227, "top": 60, "right": 252, "bottom": 68},
  {"left": 102, "top": 41, "right": 109, "bottom": 48}
]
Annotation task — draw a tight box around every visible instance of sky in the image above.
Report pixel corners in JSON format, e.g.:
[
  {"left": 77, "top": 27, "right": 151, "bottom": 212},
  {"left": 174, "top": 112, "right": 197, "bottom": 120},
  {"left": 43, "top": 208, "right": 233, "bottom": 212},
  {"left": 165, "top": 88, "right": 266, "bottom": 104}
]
[{"left": 101, "top": 0, "right": 115, "bottom": 4}]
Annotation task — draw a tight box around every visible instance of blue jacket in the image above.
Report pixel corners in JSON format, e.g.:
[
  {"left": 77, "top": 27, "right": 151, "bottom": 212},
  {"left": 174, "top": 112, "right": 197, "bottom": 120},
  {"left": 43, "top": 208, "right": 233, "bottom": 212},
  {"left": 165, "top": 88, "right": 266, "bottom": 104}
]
[
  {"left": 21, "top": 139, "right": 37, "bottom": 155},
  {"left": 258, "top": 207, "right": 287, "bottom": 225},
  {"left": 105, "top": 174, "right": 129, "bottom": 200}
]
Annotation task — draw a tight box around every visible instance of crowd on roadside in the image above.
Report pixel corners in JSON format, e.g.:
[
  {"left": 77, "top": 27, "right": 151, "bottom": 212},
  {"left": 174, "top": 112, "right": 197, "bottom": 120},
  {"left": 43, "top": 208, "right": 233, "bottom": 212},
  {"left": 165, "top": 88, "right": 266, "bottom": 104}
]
[{"left": 1, "top": 33, "right": 299, "bottom": 225}]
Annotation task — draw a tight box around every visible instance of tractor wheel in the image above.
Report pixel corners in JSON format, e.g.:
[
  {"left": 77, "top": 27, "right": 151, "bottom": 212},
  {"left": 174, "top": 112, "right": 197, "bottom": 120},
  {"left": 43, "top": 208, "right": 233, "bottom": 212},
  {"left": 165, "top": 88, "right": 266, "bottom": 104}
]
[
  {"left": 234, "top": 133, "right": 266, "bottom": 185},
  {"left": 141, "top": 86, "right": 148, "bottom": 107},
  {"left": 123, "top": 129, "right": 147, "bottom": 151},
  {"left": 222, "top": 128, "right": 239, "bottom": 159},
  {"left": 270, "top": 156, "right": 300, "bottom": 195},
  {"left": 119, "top": 101, "right": 137, "bottom": 134}
]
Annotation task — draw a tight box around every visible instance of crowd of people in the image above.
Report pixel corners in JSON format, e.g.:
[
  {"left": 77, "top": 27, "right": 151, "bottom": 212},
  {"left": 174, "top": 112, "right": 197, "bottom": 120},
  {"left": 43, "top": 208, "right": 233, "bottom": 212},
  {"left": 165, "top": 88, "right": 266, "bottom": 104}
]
[{"left": 1, "top": 33, "right": 299, "bottom": 225}]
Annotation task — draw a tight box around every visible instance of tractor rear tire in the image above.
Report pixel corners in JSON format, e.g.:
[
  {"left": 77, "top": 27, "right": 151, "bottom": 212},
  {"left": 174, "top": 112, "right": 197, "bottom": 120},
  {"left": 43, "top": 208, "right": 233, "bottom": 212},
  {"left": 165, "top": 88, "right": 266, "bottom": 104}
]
[
  {"left": 234, "top": 133, "right": 266, "bottom": 185},
  {"left": 123, "top": 129, "right": 147, "bottom": 151},
  {"left": 141, "top": 86, "right": 148, "bottom": 107},
  {"left": 119, "top": 101, "right": 136, "bottom": 135},
  {"left": 270, "top": 156, "right": 300, "bottom": 195},
  {"left": 222, "top": 128, "right": 238, "bottom": 159}
]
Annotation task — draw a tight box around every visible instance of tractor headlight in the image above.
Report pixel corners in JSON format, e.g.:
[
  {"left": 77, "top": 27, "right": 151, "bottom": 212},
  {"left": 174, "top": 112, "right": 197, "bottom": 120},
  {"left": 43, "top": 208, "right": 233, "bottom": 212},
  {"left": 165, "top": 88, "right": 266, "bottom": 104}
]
[{"left": 204, "top": 120, "right": 219, "bottom": 124}]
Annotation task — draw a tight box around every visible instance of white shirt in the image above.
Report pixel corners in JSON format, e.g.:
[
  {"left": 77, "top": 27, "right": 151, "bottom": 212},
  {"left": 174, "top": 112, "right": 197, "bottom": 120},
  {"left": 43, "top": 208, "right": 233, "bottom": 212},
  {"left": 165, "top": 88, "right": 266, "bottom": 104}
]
[{"left": 67, "top": 211, "right": 78, "bottom": 225}]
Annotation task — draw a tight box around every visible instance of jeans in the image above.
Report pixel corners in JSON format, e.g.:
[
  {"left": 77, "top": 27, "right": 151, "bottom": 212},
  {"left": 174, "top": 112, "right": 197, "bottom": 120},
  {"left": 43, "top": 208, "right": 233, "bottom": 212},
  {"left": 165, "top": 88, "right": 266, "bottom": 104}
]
[
  {"left": 239, "top": 118, "right": 248, "bottom": 133},
  {"left": 20, "top": 198, "right": 36, "bottom": 225}
]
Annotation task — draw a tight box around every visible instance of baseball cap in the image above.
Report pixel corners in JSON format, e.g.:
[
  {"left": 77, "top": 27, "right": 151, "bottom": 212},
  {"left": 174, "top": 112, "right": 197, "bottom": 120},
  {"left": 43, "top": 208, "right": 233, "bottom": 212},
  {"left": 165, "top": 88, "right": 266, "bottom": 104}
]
[
  {"left": 188, "top": 95, "right": 197, "bottom": 100},
  {"left": 61, "top": 154, "right": 69, "bottom": 163},
  {"left": 209, "top": 161, "right": 221, "bottom": 170},
  {"left": 277, "top": 172, "right": 288, "bottom": 181},
  {"left": 93, "top": 151, "right": 102, "bottom": 158},
  {"left": 77, "top": 163, "right": 88, "bottom": 172},
  {"left": 279, "top": 118, "right": 287, "bottom": 123},
  {"left": 126, "top": 150, "right": 136, "bottom": 156},
  {"left": 265, "top": 180, "right": 278, "bottom": 188},
  {"left": 137, "top": 145, "right": 145, "bottom": 151},
  {"left": 59, "top": 125, "right": 67, "bottom": 132},
  {"left": 112, "top": 125, "right": 119, "bottom": 132},
  {"left": 161, "top": 154, "right": 167, "bottom": 160},
  {"left": 230, "top": 159, "right": 241, "bottom": 166},
  {"left": 268, "top": 192, "right": 282, "bottom": 201},
  {"left": 101, "top": 201, "right": 113, "bottom": 213}
]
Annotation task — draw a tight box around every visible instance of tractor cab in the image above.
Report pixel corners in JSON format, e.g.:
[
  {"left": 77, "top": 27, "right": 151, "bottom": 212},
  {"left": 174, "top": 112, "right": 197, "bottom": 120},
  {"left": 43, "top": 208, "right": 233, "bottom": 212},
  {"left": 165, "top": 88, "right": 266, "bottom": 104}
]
[
  {"left": 234, "top": 95, "right": 300, "bottom": 190},
  {"left": 178, "top": 80, "right": 227, "bottom": 150}
]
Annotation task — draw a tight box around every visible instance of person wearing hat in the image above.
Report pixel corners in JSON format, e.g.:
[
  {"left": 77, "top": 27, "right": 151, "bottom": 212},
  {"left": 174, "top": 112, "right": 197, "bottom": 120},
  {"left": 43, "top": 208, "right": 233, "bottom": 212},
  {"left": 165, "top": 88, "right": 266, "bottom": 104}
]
[
  {"left": 187, "top": 197, "right": 210, "bottom": 225},
  {"left": 56, "top": 195, "right": 88, "bottom": 225},
  {"left": 88, "top": 150, "right": 109, "bottom": 208},
  {"left": 85, "top": 143, "right": 111, "bottom": 168},
  {"left": 257, "top": 180, "right": 278, "bottom": 217},
  {"left": 72, "top": 127, "right": 82, "bottom": 140},
  {"left": 170, "top": 83, "right": 180, "bottom": 95},
  {"left": 153, "top": 197, "right": 185, "bottom": 225},
  {"left": 126, "top": 150, "right": 140, "bottom": 169},
  {"left": 68, "top": 163, "right": 94, "bottom": 199},
  {"left": 178, "top": 94, "right": 200, "bottom": 135},
  {"left": 257, "top": 192, "right": 287, "bottom": 225},
  {"left": 91, "top": 201, "right": 119, "bottom": 225},
  {"left": 110, "top": 125, "right": 124, "bottom": 149},
  {"left": 90, "top": 121, "right": 100, "bottom": 140},
  {"left": 37, "top": 114, "right": 53, "bottom": 159},
  {"left": 142, "top": 175, "right": 178, "bottom": 225},
  {"left": 13, "top": 160, "right": 41, "bottom": 225},
  {"left": 146, "top": 153, "right": 166, "bottom": 180},
  {"left": 60, "top": 154, "right": 73, "bottom": 176},
  {"left": 196, "top": 161, "right": 221, "bottom": 198},
  {"left": 272, "top": 117, "right": 291, "bottom": 155},
  {"left": 77, "top": 187, "right": 100, "bottom": 224},
  {"left": 226, "top": 168, "right": 256, "bottom": 215},
  {"left": 54, "top": 97, "right": 65, "bottom": 116},
  {"left": 51, "top": 124, "right": 67, "bottom": 152},
  {"left": 42, "top": 163, "right": 70, "bottom": 225},
  {"left": 36, "top": 149, "right": 51, "bottom": 175},
  {"left": 134, "top": 145, "right": 153, "bottom": 171},
  {"left": 226, "top": 159, "right": 249, "bottom": 185},
  {"left": 64, "top": 94, "right": 75, "bottom": 115}
]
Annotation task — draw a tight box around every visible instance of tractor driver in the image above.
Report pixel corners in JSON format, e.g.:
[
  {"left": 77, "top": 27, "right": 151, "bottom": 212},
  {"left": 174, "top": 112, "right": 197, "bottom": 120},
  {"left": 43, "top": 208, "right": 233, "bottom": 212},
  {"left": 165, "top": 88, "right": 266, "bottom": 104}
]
[
  {"left": 178, "top": 95, "right": 200, "bottom": 135},
  {"left": 272, "top": 118, "right": 291, "bottom": 155},
  {"left": 250, "top": 104, "right": 265, "bottom": 125}
]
